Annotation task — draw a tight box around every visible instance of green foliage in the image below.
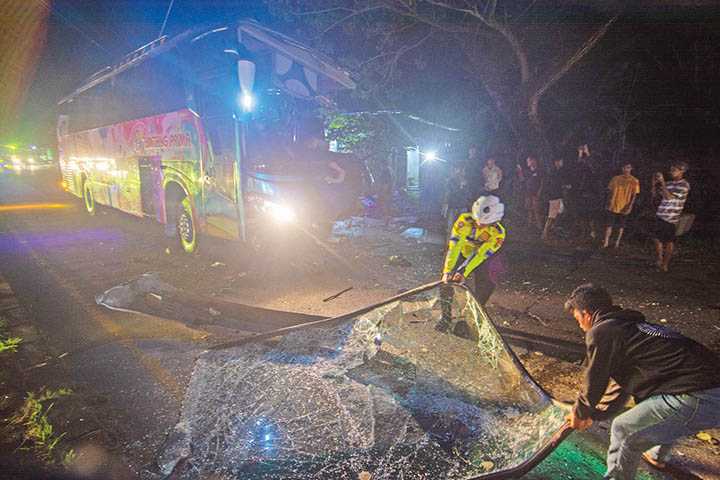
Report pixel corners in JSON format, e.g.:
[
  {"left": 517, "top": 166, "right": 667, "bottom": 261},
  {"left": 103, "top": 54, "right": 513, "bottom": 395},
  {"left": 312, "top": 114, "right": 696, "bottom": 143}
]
[
  {"left": 0, "top": 318, "right": 22, "bottom": 354},
  {"left": 0, "top": 336, "right": 23, "bottom": 354},
  {"left": 10, "top": 388, "right": 73, "bottom": 461},
  {"left": 325, "top": 113, "right": 371, "bottom": 151},
  {"left": 62, "top": 448, "right": 77, "bottom": 466}
]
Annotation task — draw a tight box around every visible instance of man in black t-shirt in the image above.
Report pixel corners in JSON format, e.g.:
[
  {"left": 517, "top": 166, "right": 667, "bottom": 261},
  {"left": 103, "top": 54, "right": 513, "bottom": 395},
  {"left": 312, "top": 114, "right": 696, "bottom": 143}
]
[
  {"left": 565, "top": 284, "right": 720, "bottom": 479},
  {"left": 542, "top": 157, "right": 570, "bottom": 241}
]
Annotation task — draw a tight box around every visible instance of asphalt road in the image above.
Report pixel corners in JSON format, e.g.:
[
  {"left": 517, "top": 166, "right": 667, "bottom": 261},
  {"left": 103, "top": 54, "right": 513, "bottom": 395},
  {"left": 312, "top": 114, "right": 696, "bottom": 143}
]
[
  {"left": 0, "top": 168, "right": 402, "bottom": 477},
  {"left": 0, "top": 169, "right": 214, "bottom": 474}
]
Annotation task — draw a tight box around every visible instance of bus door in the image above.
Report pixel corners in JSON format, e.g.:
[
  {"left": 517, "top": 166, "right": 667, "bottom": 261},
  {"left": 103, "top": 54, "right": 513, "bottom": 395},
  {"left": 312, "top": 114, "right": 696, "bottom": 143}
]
[
  {"left": 138, "top": 156, "right": 163, "bottom": 220},
  {"left": 201, "top": 114, "right": 241, "bottom": 240}
]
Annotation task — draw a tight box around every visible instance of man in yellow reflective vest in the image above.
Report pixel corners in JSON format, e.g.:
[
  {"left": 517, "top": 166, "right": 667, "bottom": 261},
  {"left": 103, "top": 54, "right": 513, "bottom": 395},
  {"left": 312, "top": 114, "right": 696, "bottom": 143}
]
[{"left": 439, "top": 195, "right": 506, "bottom": 330}]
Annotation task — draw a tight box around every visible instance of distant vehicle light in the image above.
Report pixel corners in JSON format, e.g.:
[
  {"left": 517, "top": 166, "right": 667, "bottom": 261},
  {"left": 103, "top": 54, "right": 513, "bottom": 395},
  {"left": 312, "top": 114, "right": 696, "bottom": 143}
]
[{"left": 239, "top": 92, "right": 255, "bottom": 112}]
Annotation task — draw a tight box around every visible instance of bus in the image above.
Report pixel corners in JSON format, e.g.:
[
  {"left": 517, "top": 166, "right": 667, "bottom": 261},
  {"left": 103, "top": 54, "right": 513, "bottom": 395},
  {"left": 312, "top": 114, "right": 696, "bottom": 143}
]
[{"left": 57, "top": 20, "right": 356, "bottom": 253}]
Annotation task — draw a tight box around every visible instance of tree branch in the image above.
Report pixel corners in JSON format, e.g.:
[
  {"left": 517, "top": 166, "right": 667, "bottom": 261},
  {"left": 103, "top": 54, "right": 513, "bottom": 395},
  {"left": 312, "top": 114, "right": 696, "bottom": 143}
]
[
  {"left": 533, "top": 13, "right": 619, "bottom": 101},
  {"left": 420, "top": 0, "right": 529, "bottom": 84}
]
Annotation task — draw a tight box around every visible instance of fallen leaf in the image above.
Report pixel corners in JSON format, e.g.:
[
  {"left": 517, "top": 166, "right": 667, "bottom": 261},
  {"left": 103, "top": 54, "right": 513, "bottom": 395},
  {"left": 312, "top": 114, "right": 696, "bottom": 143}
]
[
  {"left": 480, "top": 461, "right": 494, "bottom": 471},
  {"left": 696, "top": 431, "right": 717, "bottom": 444}
]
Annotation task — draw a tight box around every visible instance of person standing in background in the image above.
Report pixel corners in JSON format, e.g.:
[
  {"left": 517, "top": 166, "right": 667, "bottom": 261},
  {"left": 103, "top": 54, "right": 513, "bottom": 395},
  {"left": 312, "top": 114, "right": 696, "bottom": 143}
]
[
  {"left": 524, "top": 156, "right": 544, "bottom": 230},
  {"left": 603, "top": 162, "right": 640, "bottom": 249},
  {"left": 574, "top": 145, "right": 603, "bottom": 241},
  {"left": 482, "top": 157, "right": 503, "bottom": 194},
  {"left": 542, "top": 157, "right": 570, "bottom": 241},
  {"left": 442, "top": 158, "right": 471, "bottom": 238},
  {"left": 651, "top": 161, "right": 690, "bottom": 272}
]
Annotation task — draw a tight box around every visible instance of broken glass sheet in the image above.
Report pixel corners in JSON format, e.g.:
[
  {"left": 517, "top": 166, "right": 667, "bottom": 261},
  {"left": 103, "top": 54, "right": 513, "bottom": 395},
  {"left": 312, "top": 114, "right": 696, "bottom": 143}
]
[{"left": 159, "top": 283, "right": 567, "bottom": 479}]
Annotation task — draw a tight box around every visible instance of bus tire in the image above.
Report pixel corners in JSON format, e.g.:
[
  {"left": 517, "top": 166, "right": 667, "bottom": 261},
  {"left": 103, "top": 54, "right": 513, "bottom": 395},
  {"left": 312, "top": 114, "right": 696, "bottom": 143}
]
[
  {"left": 82, "top": 180, "right": 96, "bottom": 215},
  {"left": 176, "top": 197, "right": 197, "bottom": 253}
]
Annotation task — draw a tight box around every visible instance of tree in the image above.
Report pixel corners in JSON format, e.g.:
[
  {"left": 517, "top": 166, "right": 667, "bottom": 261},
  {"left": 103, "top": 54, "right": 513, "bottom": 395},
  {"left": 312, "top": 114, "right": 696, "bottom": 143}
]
[{"left": 267, "top": 1, "right": 619, "bottom": 159}]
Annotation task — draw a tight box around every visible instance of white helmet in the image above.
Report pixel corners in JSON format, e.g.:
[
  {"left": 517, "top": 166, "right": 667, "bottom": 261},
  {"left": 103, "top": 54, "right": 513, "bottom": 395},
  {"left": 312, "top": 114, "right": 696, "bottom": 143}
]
[{"left": 471, "top": 195, "right": 504, "bottom": 224}]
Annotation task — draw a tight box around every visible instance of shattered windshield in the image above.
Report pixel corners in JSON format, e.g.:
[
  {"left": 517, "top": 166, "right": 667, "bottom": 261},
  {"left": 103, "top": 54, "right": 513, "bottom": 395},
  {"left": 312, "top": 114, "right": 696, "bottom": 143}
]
[{"left": 159, "top": 283, "right": 567, "bottom": 479}]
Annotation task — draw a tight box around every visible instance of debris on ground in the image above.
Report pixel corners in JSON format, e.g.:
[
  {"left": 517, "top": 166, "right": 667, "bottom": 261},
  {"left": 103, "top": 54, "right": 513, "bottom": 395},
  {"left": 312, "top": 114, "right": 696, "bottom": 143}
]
[
  {"left": 401, "top": 227, "right": 425, "bottom": 240},
  {"left": 322, "top": 286, "right": 353, "bottom": 302},
  {"left": 388, "top": 255, "right": 412, "bottom": 267},
  {"left": 697, "top": 432, "right": 719, "bottom": 445}
]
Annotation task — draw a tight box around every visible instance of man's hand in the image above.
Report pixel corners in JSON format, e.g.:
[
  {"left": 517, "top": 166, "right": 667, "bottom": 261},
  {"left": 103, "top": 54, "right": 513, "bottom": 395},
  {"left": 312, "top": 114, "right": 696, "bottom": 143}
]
[
  {"left": 451, "top": 272, "right": 465, "bottom": 283},
  {"left": 566, "top": 410, "right": 593, "bottom": 431}
]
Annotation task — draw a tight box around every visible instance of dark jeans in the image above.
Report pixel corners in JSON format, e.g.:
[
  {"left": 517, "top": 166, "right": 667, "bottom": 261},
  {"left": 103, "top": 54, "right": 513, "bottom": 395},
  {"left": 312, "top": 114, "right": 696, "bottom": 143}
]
[{"left": 439, "top": 261, "right": 496, "bottom": 330}]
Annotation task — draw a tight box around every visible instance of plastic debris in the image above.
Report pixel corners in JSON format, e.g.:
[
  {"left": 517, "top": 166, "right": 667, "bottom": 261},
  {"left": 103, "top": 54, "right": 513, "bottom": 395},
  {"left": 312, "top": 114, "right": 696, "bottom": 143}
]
[
  {"left": 208, "top": 308, "right": 221, "bottom": 317},
  {"left": 388, "top": 255, "right": 412, "bottom": 267},
  {"left": 211, "top": 262, "right": 226, "bottom": 268},
  {"left": 331, "top": 217, "right": 366, "bottom": 239},
  {"left": 165, "top": 247, "right": 171, "bottom": 255},
  {"left": 401, "top": 227, "right": 425, "bottom": 240}
]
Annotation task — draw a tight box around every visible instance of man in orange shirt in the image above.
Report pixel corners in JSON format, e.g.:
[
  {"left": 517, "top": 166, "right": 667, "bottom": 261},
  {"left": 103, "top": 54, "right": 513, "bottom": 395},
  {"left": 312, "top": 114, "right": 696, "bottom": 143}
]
[{"left": 603, "top": 163, "right": 640, "bottom": 248}]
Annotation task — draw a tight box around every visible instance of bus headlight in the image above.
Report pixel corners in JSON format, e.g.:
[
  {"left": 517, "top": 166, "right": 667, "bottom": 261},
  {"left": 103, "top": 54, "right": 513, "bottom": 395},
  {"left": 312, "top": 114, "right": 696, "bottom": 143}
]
[{"left": 263, "top": 200, "right": 296, "bottom": 223}]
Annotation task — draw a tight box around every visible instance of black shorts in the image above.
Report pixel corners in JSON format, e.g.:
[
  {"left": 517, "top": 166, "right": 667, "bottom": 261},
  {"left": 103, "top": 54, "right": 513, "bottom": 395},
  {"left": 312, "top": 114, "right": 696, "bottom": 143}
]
[
  {"left": 653, "top": 218, "right": 677, "bottom": 243},
  {"left": 606, "top": 211, "right": 628, "bottom": 228}
]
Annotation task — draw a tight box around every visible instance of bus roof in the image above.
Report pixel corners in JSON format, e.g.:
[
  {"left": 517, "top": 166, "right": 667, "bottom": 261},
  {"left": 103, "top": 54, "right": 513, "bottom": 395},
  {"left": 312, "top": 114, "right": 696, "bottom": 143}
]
[{"left": 58, "top": 20, "right": 356, "bottom": 106}]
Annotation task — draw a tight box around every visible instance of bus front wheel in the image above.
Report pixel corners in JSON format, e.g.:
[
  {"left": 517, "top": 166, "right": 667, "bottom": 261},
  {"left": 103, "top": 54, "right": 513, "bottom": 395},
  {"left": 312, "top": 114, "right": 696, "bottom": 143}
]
[
  {"left": 82, "top": 181, "right": 96, "bottom": 215},
  {"left": 176, "top": 197, "right": 197, "bottom": 253}
]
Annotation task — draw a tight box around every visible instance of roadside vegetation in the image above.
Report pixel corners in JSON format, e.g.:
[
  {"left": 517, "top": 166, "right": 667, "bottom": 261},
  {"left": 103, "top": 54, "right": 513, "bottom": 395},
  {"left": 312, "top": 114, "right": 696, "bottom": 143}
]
[
  {"left": 9, "top": 388, "right": 75, "bottom": 464},
  {"left": 1, "top": 317, "right": 75, "bottom": 469},
  {"left": 0, "top": 318, "right": 22, "bottom": 353}
]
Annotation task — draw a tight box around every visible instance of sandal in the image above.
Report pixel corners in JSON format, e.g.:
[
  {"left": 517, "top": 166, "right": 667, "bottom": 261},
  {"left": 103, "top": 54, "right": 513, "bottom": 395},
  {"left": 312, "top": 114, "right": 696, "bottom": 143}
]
[{"left": 642, "top": 452, "right": 668, "bottom": 470}]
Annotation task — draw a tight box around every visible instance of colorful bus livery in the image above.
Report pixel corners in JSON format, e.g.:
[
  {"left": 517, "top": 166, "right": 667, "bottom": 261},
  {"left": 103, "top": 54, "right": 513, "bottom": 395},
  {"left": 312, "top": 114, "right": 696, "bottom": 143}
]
[
  {"left": 60, "top": 109, "right": 203, "bottom": 228},
  {"left": 58, "top": 20, "right": 356, "bottom": 253}
]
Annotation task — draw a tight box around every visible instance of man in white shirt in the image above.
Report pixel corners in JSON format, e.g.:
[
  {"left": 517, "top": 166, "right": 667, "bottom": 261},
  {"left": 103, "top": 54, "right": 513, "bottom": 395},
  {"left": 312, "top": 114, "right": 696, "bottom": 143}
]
[{"left": 482, "top": 157, "right": 503, "bottom": 194}]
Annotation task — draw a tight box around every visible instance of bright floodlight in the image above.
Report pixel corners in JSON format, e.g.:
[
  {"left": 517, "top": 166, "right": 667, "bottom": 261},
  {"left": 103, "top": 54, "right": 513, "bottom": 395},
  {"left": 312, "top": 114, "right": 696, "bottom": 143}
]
[
  {"left": 424, "top": 150, "right": 438, "bottom": 162},
  {"left": 239, "top": 92, "right": 255, "bottom": 112},
  {"left": 264, "top": 200, "right": 297, "bottom": 223}
]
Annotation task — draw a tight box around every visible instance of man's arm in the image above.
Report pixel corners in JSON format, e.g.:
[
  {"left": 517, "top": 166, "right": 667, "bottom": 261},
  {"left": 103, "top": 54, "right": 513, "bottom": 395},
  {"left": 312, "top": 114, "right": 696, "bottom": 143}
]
[
  {"left": 574, "top": 329, "right": 618, "bottom": 420},
  {"left": 655, "top": 176, "right": 687, "bottom": 201},
  {"left": 460, "top": 227, "right": 505, "bottom": 277},
  {"left": 443, "top": 217, "right": 468, "bottom": 275},
  {"left": 592, "top": 378, "right": 631, "bottom": 421}
]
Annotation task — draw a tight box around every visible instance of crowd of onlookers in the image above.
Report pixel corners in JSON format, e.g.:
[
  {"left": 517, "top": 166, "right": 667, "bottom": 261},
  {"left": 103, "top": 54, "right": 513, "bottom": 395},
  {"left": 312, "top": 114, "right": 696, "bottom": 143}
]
[{"left": 442, "top": 144, "right": 693, "bottom": 272}]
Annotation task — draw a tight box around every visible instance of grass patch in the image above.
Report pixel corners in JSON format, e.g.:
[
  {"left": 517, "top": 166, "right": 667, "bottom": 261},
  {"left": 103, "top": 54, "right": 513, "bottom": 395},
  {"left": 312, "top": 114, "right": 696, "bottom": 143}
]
[
  {"left": 10, "top": 388, "right": 73, "bottom": 462},
  {"left": 0, "top": 318, "right": 22, "bottom": 354}
]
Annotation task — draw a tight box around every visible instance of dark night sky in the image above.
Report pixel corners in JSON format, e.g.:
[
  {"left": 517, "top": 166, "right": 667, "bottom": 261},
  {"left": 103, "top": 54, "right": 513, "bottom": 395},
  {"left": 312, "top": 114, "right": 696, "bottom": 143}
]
[
  {"left": 8, "top": 1, "right": 720, "bottom": 153},
  {"left": 14, "top": 0, "right": 270, "bottom": 145}
]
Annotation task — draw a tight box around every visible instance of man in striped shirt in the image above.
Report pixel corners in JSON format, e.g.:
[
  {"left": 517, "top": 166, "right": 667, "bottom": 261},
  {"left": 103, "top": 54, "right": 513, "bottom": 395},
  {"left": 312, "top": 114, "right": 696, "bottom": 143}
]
[{"left": 652, "top": 161, "right": 690, "bottom": 272}]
